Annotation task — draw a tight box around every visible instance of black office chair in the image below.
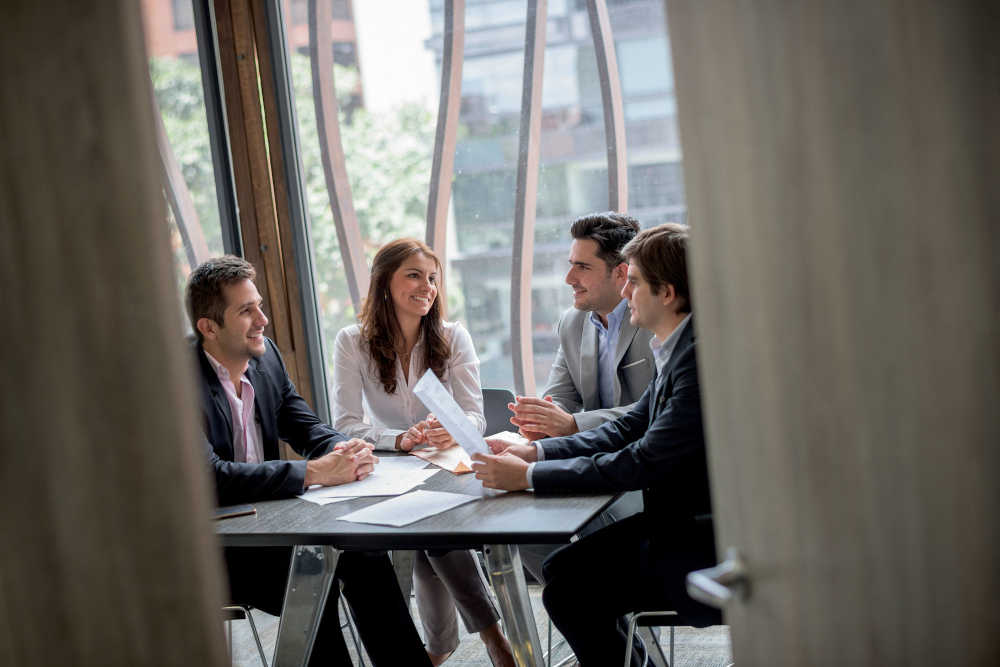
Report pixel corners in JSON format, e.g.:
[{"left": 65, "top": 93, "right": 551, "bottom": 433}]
[{"left": 482, "top": 387, "right": 515, "bottom": 436}]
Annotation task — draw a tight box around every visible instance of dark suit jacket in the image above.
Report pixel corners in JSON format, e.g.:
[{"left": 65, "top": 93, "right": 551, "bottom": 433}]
[
  {"left": 533, "top": 318, "right": 717, "bottom": 624},
  {"left": 196, "top": 337, "right": 348, "bottom": 505},
  {"left": 533, "top": 317, "right": 713, "bottom": 532}
]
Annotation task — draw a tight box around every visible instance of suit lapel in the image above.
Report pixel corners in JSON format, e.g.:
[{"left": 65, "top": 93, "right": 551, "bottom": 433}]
[
  {"left": 651, "top": 318, "right": 695, "bottom": 417},
  {"left": 612, "top": 318, "right": 640, "bottom": 404},
  {"left": 579, "top": 320, "right": 599, "bottom": 409},
  {"left": 197, "top": 346, "right": 235, "bottom": 458},
  {"left": 614, "top": 317, "right": 639, "bottom": 367}
]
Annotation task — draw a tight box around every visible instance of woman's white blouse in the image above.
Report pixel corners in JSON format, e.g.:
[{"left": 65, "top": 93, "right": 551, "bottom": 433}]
[{"left": 332, "top": 321, "right": 486, "bottom": 451}]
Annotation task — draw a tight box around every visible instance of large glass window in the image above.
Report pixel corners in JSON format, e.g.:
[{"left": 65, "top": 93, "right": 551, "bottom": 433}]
[
  {"left": 442, "top": 0, "right": 687, "bottom": 391},
  {"left": 281, "top": 0, "right": 439, "bottom": 378},
  {"left": 140, "top": 0, "right": 228, "bottom": 305}
]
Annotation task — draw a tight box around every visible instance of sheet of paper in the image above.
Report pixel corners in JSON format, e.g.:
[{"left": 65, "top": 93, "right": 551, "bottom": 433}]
[
  {"left": 485, "top": 430, "right": 531, "bottom": 448},
  {"left": 410, "top": 445, "right": 474, "bottom": 474},
  {"left": 338, "top": 490, "right": 479, "bottom": 527},
  {"left": 297, "top": 468, "right": 437, "bottom": 500},
  {"left": 297, "top": 493, "right": 355, "bottom": 506},
  {"left": 375, "top": 455, "right": 432, "bottom": 473},
  {"left": 413, "top": 369, "right": 488, "bottom": 455}
]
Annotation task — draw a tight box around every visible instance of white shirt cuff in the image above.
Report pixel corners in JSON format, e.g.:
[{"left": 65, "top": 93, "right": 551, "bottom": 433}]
[
  {"left": 526, "top": 462, "right": 536, "bottom": 490},
  {"left": 376, "top": 429, "right": 404, "bottom": 451},
  {"left": 534, "top": 442, "right": 545, "bottom": 461}
]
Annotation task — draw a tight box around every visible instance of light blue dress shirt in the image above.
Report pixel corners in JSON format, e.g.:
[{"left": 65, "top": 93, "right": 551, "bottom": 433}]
[{"left": 588, "top": 299, "right": 630, "bottom": 409}]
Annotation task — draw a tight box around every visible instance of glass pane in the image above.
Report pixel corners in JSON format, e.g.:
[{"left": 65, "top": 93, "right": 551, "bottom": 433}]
[
  {"left": 140, "top": 0, "right": 227, "bottom": 305},
  {"left": 445, "top": 2, "right": 528, "bottom": 392},
  {"left": 531, "top": 5, "right": 607, "bottom": 390},
  {"left": 283, "top": 0, "right": 439, "bottom": 377},
  {"left": 611, "top": 1, "right": 687, "bottom": 225}
]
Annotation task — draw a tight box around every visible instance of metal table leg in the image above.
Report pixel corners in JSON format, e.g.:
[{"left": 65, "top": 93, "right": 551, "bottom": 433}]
[
  {"left": 484, "top": 544, "right": 544, "bottom": 667},
  {"left": 273, "top": 545, "right": 341, "bottom": 667}
]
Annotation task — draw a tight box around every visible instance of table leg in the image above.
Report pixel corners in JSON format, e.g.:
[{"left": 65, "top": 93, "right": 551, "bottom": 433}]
[
  {"left": 484, "top": 544, "right": 544, "bottom": 667},
  {"left": 273, "top": 545, "right": 341, "bottom": 667}
]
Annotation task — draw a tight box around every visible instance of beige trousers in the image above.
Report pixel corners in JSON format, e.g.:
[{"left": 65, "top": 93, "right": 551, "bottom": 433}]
[{"left": 413, "top": 549, "right": 500, "bottom": 655}]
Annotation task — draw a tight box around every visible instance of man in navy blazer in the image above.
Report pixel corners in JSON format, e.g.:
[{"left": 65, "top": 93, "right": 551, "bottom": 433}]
[
  {"left": 189, "top": 256, "right": 431, "bottom": 666},
  {"left": 472, "top": 224, "right": 719, "bottom": 665}
]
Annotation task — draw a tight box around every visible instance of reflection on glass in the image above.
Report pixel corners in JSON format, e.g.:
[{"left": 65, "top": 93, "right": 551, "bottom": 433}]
[{"left": 141, "top": 0, "right": 226, "bottom": 304}]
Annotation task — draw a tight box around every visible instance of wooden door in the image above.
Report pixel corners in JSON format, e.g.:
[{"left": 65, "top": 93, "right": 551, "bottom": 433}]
[{"left": 664, "top": 1, "right": 999, "bottom": 665}]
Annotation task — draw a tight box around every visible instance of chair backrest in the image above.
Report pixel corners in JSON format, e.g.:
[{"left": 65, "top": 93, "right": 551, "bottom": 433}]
[{"left": 481, "top": 388, "right": 515, "bottom": 437}]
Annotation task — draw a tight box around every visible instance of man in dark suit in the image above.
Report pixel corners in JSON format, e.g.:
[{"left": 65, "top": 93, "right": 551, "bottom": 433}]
[
  {"left": 187, "top": 255, "right": 431, "bottom": 666},
  {"left": 471, "top": 224, "right": 719, "bottom": 665}
]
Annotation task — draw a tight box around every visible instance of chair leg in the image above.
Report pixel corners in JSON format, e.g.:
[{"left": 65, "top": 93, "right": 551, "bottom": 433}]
[
  {"left": 240, "top": 606, "right": 269, "bottom": 667},
  {"left": 544, "top": 617, "right": 574, "bottom": 667},
  {"left": 547, "top": 618, "right": 552, "bottom": 667},
  {"left": 339, "top": 596, "right": 367, "bottom": 667},
  {"left": 624, "top": 613, "right": 641, "bottom": 667}
]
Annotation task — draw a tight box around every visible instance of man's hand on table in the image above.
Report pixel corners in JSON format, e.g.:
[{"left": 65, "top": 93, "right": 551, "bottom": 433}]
[
  {"left": 508, "top": 395, "right": 578, "bottom": 438},
  {"left": 471, "top": 450, "right": 532, "bottom": 491},
  {"left": 306, "top": 438, "right": 378, "bottom": 487},
  {"left": 472, "top": 438, "right": 537, "bottom": 491}
]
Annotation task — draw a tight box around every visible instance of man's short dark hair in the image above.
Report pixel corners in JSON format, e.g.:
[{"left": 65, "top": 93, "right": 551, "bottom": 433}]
[
  {"left": 185, "top": 255, "right": 257, "bottom": 342},
  {"left": 569, "top": 212, "right": 641, "bottom": 270},
  {"left": 621, "top": 223, "right": 692, "bottom": 313}
]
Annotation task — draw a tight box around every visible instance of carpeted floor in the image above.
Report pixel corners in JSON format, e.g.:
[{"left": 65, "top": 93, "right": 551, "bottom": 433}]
[{"left": 226, "top": 584, "right": 732, "bottom": 666}]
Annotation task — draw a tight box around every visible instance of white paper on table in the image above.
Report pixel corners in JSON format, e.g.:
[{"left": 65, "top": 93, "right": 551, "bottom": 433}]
[
  {"left": 410, "top": 445, "right": 474, "bottom": 474},
  {"left": 413, "top": 369, "right": 488, "bottom": 455},
  {"left": 297, "top": 468, "right": 437, "bottom": 500},
  {"left": 375, "top": 455, "right": 433, "bottom": 473},
  {"left": 298, "top": 493, "right": 355, "bottom": 506},
  {"left": 338, "top": 490, "right": 479, "bottom": 527}
]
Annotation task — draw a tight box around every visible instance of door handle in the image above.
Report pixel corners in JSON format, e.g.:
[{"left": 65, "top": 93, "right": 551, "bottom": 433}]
[{"left": 686, "top": 547, "right": 749, "bottom": 609}]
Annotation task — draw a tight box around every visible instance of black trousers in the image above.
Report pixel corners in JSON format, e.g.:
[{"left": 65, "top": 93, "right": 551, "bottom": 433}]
[
  {"left": 541, "top": 512, "right": 719, "bottom": 667},
  {"left": 224, "top": 546, "right": 431, "bottom": 666}
]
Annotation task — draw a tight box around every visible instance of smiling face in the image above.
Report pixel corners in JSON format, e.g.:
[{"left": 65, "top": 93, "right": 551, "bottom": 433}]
[
  {"left": 200, "top": 278, "right": 269, "bottom": 366},
  {"left": 565, "top": 239, "right": 626, "bottom": 315},
  {"left": 388, "top": 252, "right": 439, "bottom": 323}
]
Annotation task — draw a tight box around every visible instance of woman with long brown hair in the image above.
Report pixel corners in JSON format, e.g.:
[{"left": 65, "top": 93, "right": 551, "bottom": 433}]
[{"left": 332, "top": 238, "right": 514, "bottom": 666}]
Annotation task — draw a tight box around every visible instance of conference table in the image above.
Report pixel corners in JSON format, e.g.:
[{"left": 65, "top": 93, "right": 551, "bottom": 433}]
[{"left": 215, "top": 454, "right": 617, "bottom": 667}]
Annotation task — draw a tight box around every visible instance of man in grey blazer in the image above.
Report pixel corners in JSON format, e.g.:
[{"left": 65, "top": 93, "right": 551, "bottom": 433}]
[{"left": 509, "top": 211, "right": 656, "bottom": 439}]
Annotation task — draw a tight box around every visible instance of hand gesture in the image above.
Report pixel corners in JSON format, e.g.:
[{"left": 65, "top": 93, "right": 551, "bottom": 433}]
[
  {"left": 397, "top": 420, "right": 429, "bottom": 452},
  {"left": 484, "top": 438, "right": 538, "bottom": 462},
  {"left": 423, "top": 415, "right": 458, "bottom": 450},
  {"left": 508, "top": 395, "right": 578, "bottom": 438}
]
